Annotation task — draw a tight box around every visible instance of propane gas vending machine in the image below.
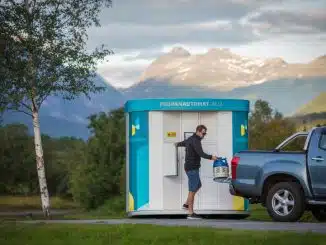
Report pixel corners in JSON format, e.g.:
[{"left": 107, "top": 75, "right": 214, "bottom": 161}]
[{"left": 124, "top": 98, "right": 250, "bottom": 217}]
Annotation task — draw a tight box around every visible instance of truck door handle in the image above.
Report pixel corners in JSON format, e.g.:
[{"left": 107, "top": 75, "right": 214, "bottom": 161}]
[{"left": 312, "top": 156, "right": 324, "bottom": 161}]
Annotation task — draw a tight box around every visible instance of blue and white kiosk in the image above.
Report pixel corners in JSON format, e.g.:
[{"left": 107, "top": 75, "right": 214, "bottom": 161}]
[{"left": 124, "top": 98, "right": 250, "bottom": 217}]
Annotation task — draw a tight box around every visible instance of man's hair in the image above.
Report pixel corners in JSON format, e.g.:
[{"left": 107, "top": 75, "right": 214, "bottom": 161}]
[{"left": 196, "top": 125, "right": 207, "bottom": 132}]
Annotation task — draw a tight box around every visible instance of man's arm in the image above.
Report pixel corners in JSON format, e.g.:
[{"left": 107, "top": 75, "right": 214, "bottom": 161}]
[
  {"left": 175, "top": 140, "right": 186, "bottom": 147},
  {"left": 192, "top": 138, "right": 213, "bottom": 160}
]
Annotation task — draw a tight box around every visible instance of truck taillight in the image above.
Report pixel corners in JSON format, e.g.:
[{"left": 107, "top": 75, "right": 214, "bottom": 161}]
[{"left": 231, "top": 156, "right": 240, "bottom": 179}]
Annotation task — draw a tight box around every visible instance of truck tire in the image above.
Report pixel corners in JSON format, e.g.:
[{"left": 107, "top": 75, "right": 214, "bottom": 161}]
[
  {"left": 266, "top": 182, "right": 305, "bottom": 222},
  {"left": 311, "top": 208, "right": 326, "bottom": 222}
]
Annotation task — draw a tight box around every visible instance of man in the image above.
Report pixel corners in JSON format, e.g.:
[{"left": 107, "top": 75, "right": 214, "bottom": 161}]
[{"left": 175, "top": 124, "right": 218, "bottom": 219}]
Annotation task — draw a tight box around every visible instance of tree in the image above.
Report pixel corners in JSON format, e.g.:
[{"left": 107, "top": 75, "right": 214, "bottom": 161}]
[
  {"left": 274, "top": 110, "right": 283, "bottom": 120},
  {"left": 249, "top": 99, "right": 297, "bottom": 150},
  {"left": 0, "top": 123, "right": 36, "bottom": 195},
  {"left": 70, "top": 108, "right": 125, "bottom": 209},
  {"left": 250, "top": 99, "right": 273, "bottom": 124},
  {"left": 0, "top": 123, "right": 87, "bottom": 197},
  {"left": 0, "top": 0, "right": 113, "bottom": 217}
]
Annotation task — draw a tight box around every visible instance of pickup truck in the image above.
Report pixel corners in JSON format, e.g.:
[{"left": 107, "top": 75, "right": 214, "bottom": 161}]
[{"left": 229, "top": 126, "right": 326, "bottom": 222}]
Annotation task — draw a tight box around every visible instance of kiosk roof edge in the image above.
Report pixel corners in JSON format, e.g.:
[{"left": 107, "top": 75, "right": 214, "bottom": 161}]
[{"left": 124, "top": 98, "right": 249, "bottom": 112}]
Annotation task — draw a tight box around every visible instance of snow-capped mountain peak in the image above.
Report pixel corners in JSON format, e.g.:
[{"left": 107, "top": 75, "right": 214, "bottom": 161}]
[{"left": 138, "top": 47, "right": 326, "bottom": 91}]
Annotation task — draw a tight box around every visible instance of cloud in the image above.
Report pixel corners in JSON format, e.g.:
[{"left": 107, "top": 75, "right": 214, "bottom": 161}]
[
  {"left": 86, "top": 0, "right": 265, "bottom": 51},
  {"left": 239, "top": 1, "right": 326, "bottom": 36},
  {"left": 89, "top": 0, "right": 324, "bottom": 52},
  {"left": 96, "top": 51, "right": 153, "bottom": 87},
  {"left": 87, "top": 20, "right": 258, "bottom": 51},
  {"left": 86, "top": 0, "right": 326, "bottom": 87},
  {"left": 99, "top": 0, "right": 255, "bottom": 25},
  {"left": 232, "top": 34, "right": 326, "bottom": 63},
  {"left": 122, "top": 50, "right": 166, "bottom": 61}
]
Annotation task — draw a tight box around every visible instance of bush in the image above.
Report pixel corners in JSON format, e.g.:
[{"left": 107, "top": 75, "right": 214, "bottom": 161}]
[{"left": 69, "top": 108, "right": 126, "bottom": 210}]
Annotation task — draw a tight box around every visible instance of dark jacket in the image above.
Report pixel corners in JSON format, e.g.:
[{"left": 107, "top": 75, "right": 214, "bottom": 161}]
[{"left": 176, "top": 133, "right": 212, "bottom": 171}]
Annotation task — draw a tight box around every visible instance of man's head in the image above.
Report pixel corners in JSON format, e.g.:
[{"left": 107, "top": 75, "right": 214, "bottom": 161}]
[{"left": 195, "top": 125, "right": 207, "bottom": 139}]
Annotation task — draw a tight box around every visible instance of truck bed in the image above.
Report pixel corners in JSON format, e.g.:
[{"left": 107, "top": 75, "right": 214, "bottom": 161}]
[{"left": 230, "top": 150, "right": 307, "bottom": 199}]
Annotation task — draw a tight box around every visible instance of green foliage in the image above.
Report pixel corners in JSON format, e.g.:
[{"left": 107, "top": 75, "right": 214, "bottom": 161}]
[
  {"left": 291, "top": 112, "right": 326, "bottom": 131},
  {"left": 0, "top": 108, "right": 126, "bottom": 210},
  {"left": 249, "top": 99, "right": 299, "bottom": 150},
  {"left": 250, "top": 99, "right": 273, "bottom": 124},
  {"left": 44, "top": 136, "right": 87, "bottom": 197},
  {"left": 1, "top": 0, "right": 114, "bottom": 215},
  {"left": 88, "top": 196, "right": 125, "bottom": 217},
  {"left": 0, "top": 124, "right": 35, "bottom": 194},
  {"left": 69, "top": 107, "right": 126, "bottom": 210},
  {"left": 0, "top": 123, "right": 86, "bottom": 196},
  {"left": 0, "top": 0, "right": 113, "bottom": 115}
]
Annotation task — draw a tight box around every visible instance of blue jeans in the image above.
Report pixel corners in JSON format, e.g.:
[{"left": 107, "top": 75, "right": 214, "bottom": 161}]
[{"left": 186, "top": 169, "right": 202, "bottom": 192}]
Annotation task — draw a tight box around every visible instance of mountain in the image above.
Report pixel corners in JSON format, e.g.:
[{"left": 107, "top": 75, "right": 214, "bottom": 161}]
[
  {"left": 122, "top": 47, "right": 326, "bottom": 115},
  {"left": 122, "top": 76, "right": 326, "bottom": 116},
  {"left": 3, "top": 75, "right": 125, "bottom": 139},
  {"left": 295, "top": 92, "right": 326, "bottom": 115},
  {"left": 137, "top": 47, "right": 326, "bottom": 91},
  {"left": 3, "top": 48, "right": 325, "bottom": 139},
  {"left": 309, "top": 55, "right": 326, "bottom": 67}
]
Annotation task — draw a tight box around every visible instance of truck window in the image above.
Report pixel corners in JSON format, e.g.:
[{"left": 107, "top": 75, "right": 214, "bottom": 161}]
[
  {"left": 280, "top": 135, "right": 307, "bottom": 152},
  {"left": 319, "top": 134, "right": 326, "bottom": 150}
]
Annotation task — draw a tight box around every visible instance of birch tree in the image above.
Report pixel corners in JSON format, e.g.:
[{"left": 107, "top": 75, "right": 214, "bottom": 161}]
[{"left": 0, "top": 0, "right": 113, "bottom": 217}]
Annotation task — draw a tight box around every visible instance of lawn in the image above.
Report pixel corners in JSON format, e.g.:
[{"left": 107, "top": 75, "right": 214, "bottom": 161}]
[
  {"left": 248, "top": 203, "right": 316, "bottom": 222},
  {"left": 0, "top": 196, "right": 124, "bottom": 221},
  {"left": 0, "top": 196, "right": 318, "bottom": 222},
  {"left": 0, "top": 196, "right": 79, "bottom": 211},
  {"left": 1, "top": 223, "right": 326, "bottom": 245}
]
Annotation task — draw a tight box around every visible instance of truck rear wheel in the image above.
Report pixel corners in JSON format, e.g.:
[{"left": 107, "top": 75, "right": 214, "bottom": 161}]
[{"left": 266, "top": 182, "right": 305, "bottom": 222}]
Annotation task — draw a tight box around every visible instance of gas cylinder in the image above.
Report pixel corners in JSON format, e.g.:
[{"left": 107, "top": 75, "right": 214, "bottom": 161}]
[{"left": 213, "top": 157, "right": 230, "bottom": 182}]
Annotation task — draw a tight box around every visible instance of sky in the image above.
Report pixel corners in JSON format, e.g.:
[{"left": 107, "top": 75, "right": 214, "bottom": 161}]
[{"left": 86, "top": 0, "right": 326, "bottom": 88}]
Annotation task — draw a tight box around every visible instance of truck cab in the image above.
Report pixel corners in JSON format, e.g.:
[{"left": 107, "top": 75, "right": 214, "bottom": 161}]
[
  {"left": 306, "top": 127, "right": 326, "bottom": 199},
  {"left": 229, "top": 126, "right": 326, "bottom": 222}
]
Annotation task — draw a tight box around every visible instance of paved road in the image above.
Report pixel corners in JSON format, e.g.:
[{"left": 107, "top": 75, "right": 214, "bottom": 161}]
[{"left": 21, "top": 218, "right": 326, "bottom": 234}]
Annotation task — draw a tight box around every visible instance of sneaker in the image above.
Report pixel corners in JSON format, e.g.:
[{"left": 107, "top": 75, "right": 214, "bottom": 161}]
[
  {"left": 182, "top": 204, "right": 189, "bottom": 210},
  {"left": 187, "top": 213, "right": 202, "bottom": 220}
]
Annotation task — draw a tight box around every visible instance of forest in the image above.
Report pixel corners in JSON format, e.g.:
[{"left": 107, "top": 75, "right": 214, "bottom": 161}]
[{"left": 0, "top": 99, "right": 324, "bottom": 212}]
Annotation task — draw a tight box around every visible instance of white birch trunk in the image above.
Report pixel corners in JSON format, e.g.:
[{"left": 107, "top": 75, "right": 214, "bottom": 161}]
[
  {"left": 23, "top": 0, "right": 50, "bottom": 218},
  {"left": 32, "top": 108, "right": 51, "bottom": 217}
]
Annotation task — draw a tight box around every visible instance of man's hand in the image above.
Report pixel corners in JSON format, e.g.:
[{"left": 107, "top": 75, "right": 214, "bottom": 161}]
[{"left": 211, "top": 155, "right": 218, "bottom": 161}]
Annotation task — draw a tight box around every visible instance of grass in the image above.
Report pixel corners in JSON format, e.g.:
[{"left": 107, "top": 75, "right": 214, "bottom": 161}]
[
  {"left": 296, "top": 92, "right": 326, "bottom": 115},
  {"left": 1, "top": 197, "right": 323, "bottom": 244},
  {"left": 0, "top": 196, "right": 124, "bottom": 221},
  {"left": 0, "top": 196, "right": 79, "bottom": 211},
  {"left": 0, "top": 196, "right": 319, "bottom": 223},
  {"left": 56, "top": 198, "right": 126, "bottom": 220},
  {"left": 1, "top": 223, "right": 326, "bottom": 245},
  {"left": 248, "top": 204, "right": 316, "bottom": 222}
]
